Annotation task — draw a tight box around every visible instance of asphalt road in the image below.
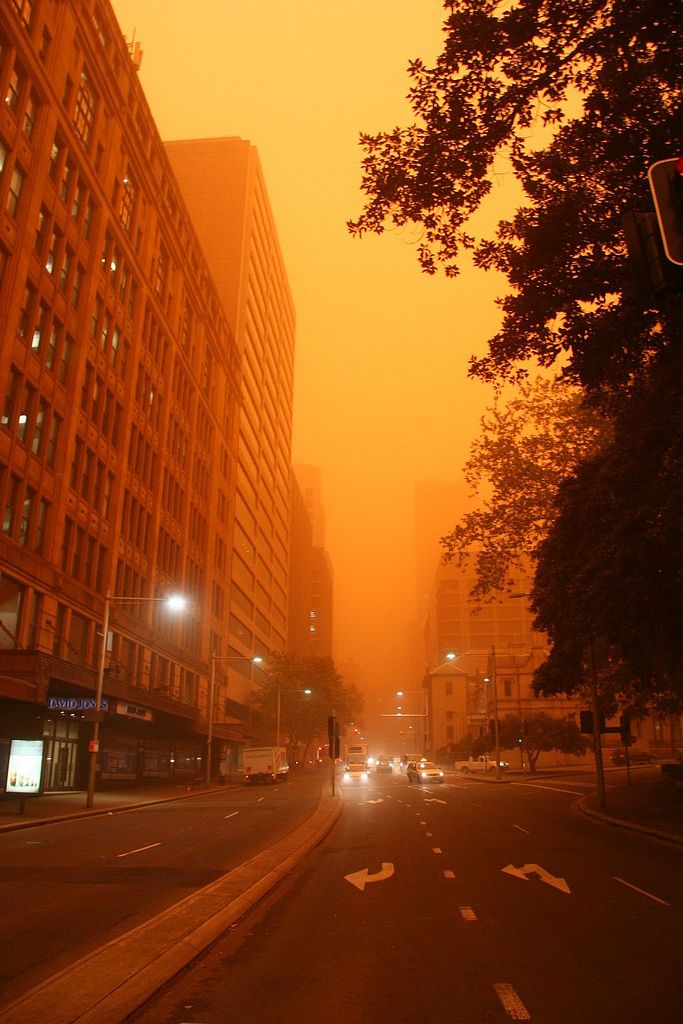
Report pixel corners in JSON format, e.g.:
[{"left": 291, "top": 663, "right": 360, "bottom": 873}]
[
  {"left": 0, "top": 774, "right": 326, "bottom": 1008},
  {"left": 127, "top": 769, "right": 682, "bottom": 1024}
]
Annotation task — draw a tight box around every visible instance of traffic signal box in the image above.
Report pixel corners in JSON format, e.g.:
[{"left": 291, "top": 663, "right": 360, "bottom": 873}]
[
  {"left": 327, "top": 715, "right": 340, "bottom": 759},
  {"left": 648, "top": 157, "right": 683, "bottom": 266}
]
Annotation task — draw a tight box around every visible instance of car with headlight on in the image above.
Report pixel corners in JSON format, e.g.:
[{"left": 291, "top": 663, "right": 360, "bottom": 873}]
[
  {"left": 343, "top": 764, "right": 370, "bottom": 785},
  {"left": 406, "top": 760, "right": 444, "bottom": 784}
]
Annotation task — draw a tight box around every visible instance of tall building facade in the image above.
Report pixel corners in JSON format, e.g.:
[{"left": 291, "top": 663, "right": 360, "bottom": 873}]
[
  {"left": 0, "top": 0, "right": 272, "bottom": 792},
  {"left": 165, "top": 138, "right": 295, "bottom": 697},
  {"left": 293, "top": 464, "right": 333, "bottom": 657}
]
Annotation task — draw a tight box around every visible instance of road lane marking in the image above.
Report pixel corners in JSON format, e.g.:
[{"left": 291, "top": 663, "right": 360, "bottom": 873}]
[
  {"left": 459, "top": 906, "right": 477, "bottom": 921},
  {"left": 117, "top": 843, "right": 161, "bottom": 858},
  {"left": 511, "top": 782, "right": 587, "bottom": 796},
  {"left": 494, "top": 983, "right": 531, "bottom": 1020},
  {"left": 443, "top": 869, "right": 455, "bottom": 878},
  {"left": 423, "top": 797, "right": 447, "bottom": 804},
  {"left": 224, "top": 811, "right": 239, "bottom": 820},
  {"left": 257, "top": 797, "right": 265, "bottom": 803},
  {"left": 513, "top": 824, "right": 530, "bottom": 834},
  {"left": 426, "top": 831, "right": 434, "bottom": 836},
  {"left": 613, "top": 876, "right": 671, "bottom": 906},
  {"left": 432, "top": 847, "right": 442, "bottom": 854},
  {"left": 345, "top": 863, "right": 394, "bottom": 891},
  {"left": 502, "top": 863, "right": 570, "bottom": 893},
  {"left": 420, "top": 820, "right": 427, "bottom": 825}
]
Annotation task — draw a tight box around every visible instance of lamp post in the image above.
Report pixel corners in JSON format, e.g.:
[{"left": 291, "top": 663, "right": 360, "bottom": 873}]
[
  {"left": 207, "top": 654, "right": 263, "bottom": 787},
  {"left": 395, "top": 688, "right": 429, "bottom": 754},
  {"left": 274, "top": 683, "right": 312, "bottom": 775},
  {"left": 86, "top": 592, "right": 187, "bottom": 808}
]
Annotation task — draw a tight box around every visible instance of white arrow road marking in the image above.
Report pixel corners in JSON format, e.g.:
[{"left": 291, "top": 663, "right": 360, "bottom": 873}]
[
  {"left": 366, "top": 798, "right": 384, "bottom": 804},
  {"left": 344, "top": 862, "right": 394, "bottom": 891},
  {"left": 423, "top": 798, "right": 447, "bottom": 805},
  {"left": 494, "top": 983, "right": 531, "bottom": 1020},
  {"left": 502, "top": 863, "right": 570, "bottom": 894}
]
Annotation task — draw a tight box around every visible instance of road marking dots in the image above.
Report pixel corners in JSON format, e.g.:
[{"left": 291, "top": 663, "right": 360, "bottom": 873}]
[
  {"left": 459, "top": 906, "right": 477, "bottom": 921},
  {"left": 613, "top": 876, "right": 671, "bottom": 906},
  {"left": 419, "top": 820, "right": 427, "bottom": 825},
  {"left": 426, "top": 832, "right": 433, "bottom": 837},
  {"left": 432, "top": 847, "right": 442, "bottom": 854},
  {"left": 117, "top": 842, "right": 161, "bottom": 858},
  {"left": 494, "top": 983, "right": 531, "bottom": 1020},
  {"left": 224, "top": 811, "right": 239, "bottom": 820},
  {"left": 443, "top": 869, "right": 455, "bottom": 878}
]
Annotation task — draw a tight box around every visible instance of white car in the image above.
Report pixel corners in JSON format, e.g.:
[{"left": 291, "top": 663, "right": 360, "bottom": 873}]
[
  {"left": 343, "top": 764, "right": 369, "bottom": 785},
  {"left": 406, "top": 760, "right": 444, "bottom": 784}
]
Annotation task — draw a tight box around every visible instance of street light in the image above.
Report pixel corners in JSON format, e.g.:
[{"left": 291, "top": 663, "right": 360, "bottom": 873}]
[
  {"left": 275, "top": 683, "right": 312, "bottom": 771},
  {"left": 86, "top": 592, "right": 188, "bottom": 808},
  {"left": 207, "top": 654, "right": 264, "bottom": 786},
  {"left": 394, "top": 688, "right": 429, "bottom": 754}
]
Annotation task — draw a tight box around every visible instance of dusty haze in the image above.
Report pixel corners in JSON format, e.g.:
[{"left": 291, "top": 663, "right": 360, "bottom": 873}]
[{"left": 111, "top": 0, "right": 512, "bottom": 745}]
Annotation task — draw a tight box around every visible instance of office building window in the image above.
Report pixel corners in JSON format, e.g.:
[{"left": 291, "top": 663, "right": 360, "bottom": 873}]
[
  {"left": 7, "top": 164, "right": 24, "bottom": 217},
  {"left": 73, "top": 70, "right": 96, "bottom": 147}
]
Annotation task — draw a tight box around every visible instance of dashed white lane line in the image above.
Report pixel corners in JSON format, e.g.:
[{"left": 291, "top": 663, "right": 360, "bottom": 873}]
[
  {"left": 443, "top": 869, "right": 455, "bottom": 879},
  {"left": 117, "top": 842, "right": 161, "bottom": 858},
  {"left": 513, "top": 824, "right": 530, "bottom": 834},
  {"left": 494, "top": 983, "right": 531, "bottom": 1020},
  {"left": 224, "top": 811, "right": 240, "bottom": 820},
  {"left": 459, "top": 906, "right": 477, "bottom": 921},
  {"left": 613, "top": 876, "right": 671, "bottom": 906},
  {"left": 432, "top": 847, "right": 442, "bottom": 854},
  {"left": 426, "top": 832, "right": 434, "bottom": 837},
  {"left": 420, "top": 820, "right": 427, "bottom": 825}
]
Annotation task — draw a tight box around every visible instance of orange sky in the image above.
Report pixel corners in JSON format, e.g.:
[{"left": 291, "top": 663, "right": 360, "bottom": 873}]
[{"left": 110, "top": 0, "right": 512, "bottom": 732}]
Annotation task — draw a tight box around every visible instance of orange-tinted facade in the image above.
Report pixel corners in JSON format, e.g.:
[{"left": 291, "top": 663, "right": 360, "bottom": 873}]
[{"left": 0, "top": 0, "right": 255, "bottom": 788}]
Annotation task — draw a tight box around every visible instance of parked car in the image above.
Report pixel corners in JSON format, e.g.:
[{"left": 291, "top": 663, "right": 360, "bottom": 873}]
[
  {"left": 406, "top": 760, "right": 444, "bottom": 784},
  {"left": 610, "top": 749, "right": 656, "bottom": 765},
  {"left": 454, "top": 755, "right": 508, "bottom": 773}
]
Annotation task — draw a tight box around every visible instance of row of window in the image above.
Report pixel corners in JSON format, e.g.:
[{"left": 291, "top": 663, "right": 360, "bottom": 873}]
[
  {"left": 1, "top": 365, "right": 62, "bottom": 465},
  {"left": 70, "top": 437, "right": 113, "bottom": 518},
  {"left": 0, "top": 468, "right": 49, "bottom": 551}
]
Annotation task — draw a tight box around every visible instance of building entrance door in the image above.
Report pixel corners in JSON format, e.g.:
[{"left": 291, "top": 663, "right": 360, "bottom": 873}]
[{"left": 42, "top": 719, "right": 80, "bottom": 790}]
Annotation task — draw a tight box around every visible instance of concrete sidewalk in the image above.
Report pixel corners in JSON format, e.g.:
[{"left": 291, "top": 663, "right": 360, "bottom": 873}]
[{"left": 0, "top": 779, "right": 233, "bottom": 831}]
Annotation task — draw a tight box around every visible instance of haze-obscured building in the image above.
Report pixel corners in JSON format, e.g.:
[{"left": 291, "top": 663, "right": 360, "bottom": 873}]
[{"left": 165, "top": 137, "right": 295, "bottom": 698}]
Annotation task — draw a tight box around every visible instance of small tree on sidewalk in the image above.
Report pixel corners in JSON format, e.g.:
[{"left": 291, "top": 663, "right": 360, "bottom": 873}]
[{"left": 499, "top": 713, "right": 588, "bottom": 773}]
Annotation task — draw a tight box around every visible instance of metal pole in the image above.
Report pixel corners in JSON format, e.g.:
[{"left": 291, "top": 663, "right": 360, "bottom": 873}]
[
  {"left": 491, "top": 645, "right": 501, "bottom": 780},
  {"left": 86, "top": 595, "right": 109, "bottom": 808},
  {"left": 589, "top": 635, "right": 607, "bottom": 809},
  {"left": 275, "top": 682, "right": 281, "bottom": 776},
  {"left": 206, "top": 654, "right": 215, "bottom": 787}
]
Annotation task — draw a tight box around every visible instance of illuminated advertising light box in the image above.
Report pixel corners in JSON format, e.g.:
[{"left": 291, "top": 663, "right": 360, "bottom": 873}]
[{"left": 6, "top": 739, "right": 44, "bottom": 795}]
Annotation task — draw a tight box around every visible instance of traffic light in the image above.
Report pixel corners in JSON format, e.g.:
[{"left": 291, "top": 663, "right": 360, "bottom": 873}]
[
  {"left": 648, "top": 157, "right": 683, "bottom": 266},
  {"left": 619, "top": 714, "right": 633, "bottom": 747},
  {"left": 327, "top": 715, "right": 340, "bottom": 759}
]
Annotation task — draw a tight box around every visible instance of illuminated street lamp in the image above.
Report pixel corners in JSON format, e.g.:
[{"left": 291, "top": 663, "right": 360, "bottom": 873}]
[
  {"left": 86, "top": 592, "right": 188, "bottom": 808},
  {"left": 275, "top": 684, "right": 313, "bottom": 770},
  {"left": 207, "top": 654, "right": 264, "bottom": 786}
]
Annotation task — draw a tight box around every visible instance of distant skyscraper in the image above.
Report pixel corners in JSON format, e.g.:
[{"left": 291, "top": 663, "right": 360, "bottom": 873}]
[
  {"left": 166, "top": 138, "right": 296, "bottom": 698},
  {"left": 293, "top": 465, "right": 333, "bottom": 657}
]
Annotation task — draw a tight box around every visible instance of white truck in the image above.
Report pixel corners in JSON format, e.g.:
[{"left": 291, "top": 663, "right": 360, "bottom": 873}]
[
  {"left": 243, "top": 746, "right": 289, "bottom": 784},
  {"left": 454, "top": 755, "right": 506, "bottom": 773},
  {"left": 345, "top": 742, "right": 368, "bottom": 766}
]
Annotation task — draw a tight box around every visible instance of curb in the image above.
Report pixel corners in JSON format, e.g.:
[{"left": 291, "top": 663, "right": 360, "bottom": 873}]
[
  {"left": 575, "top": 796, "right": 683, "bottom": 847},
  {"left": 0, "top": 791, "right": 342, "bottom": 1024}
]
